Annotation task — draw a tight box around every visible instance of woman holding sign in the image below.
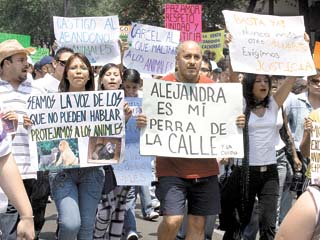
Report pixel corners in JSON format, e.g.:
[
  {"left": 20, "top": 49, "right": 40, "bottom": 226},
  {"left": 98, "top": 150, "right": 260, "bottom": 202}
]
[
  {"left": 49, "top": 53, "right": 105, "bottom": 240},
  {"left": 220, "top": 73, "right": 296, "bottom": 240},
  {"left": 93, "top": 63, "right": 133, "bottom": 240}
]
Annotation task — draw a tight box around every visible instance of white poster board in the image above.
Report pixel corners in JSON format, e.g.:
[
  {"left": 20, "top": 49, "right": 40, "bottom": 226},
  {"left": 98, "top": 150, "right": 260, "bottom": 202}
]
[
  {"left": 113, "top": 98, "right": 154, "bottom": 186},
  {"left": 310, "top": 122, "right": 320, "bottom": 184},
  {"left": 28, "top": 91, "right": 125, "bottom": 171},
  {"left": 223, "top": 10, "right": 316, "bottom": 76},
  {"left": 140, "top": 78, "right": 244, "bottom": 158},
  {"left": 123, "top": 23, "right": 180, "bottom": 75},
  {"left": 53, "top": 16, "right": 121, "bottom": 65}
]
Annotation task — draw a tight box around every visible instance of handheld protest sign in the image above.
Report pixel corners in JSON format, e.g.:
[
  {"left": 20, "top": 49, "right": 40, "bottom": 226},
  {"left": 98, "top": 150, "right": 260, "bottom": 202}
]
[
  {"left": 113, "top": 98, "right": 154, "bottom": 186},
  {"left": 27, "top": 91, "right": 125, "bottom": 171},
  {"left": 53, "top": 16, "right": 121, "bottom": 65},
  {"left": 223, "top": 10, "right": 316, "bottom": 76},
  {"left": 165, "top": 3, "right": 202, "bottom": 42},
  {"left": 123, "top": 23, "right": 180, "bottom": 75},
  {"left": 140, "top": 78, "right": 244, "bottom": 158}
]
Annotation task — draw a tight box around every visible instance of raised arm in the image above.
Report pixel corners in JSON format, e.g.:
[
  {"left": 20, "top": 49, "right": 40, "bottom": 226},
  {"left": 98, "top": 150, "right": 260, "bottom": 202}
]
[
  {"left": 273, "top": 76, "right": 296, "bottom": 107},
  {"left": 300, "top": 117, "right": 313, "bottom": 158}
]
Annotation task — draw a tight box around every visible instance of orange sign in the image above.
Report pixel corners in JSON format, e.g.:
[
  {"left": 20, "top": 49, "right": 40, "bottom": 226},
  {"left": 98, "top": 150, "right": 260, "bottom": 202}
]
[{"left": 314, "top": 41, "right": 320, "bottom": 69}]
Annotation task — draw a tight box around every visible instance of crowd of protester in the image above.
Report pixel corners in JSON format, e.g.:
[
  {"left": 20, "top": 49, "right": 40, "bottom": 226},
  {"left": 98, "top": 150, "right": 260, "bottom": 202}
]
[{"left": 0, "top": 25, "right": 319, "bottom": 240}]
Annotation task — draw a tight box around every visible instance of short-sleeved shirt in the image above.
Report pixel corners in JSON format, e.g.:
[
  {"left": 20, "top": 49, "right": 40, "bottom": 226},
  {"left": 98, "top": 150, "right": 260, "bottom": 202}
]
[
  {"left": 0, "top": 78, "right": 45, "bottom": 179},
  {"left": 156, "top": 73, "right": 219, "bottom": 179},
  {"left": 248, "top": 96, "right": 280, "bottom": 166}
]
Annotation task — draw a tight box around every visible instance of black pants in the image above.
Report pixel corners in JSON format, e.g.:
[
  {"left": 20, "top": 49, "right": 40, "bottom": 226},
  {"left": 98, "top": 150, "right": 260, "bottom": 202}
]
[{"left": 220, "top": 165, "right": 279, "bottom": 240}]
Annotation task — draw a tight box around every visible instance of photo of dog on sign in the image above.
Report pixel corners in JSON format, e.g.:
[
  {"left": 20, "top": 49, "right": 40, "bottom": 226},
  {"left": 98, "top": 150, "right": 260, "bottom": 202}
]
[{"left": 87, "top": 136, "right": 121, "bottom": 164}]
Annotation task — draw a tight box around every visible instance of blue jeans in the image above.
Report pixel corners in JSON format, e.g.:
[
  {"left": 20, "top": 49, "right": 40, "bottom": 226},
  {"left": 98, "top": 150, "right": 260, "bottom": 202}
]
[
  {"left": 49, "top": 167, "right": 104, "bottom": 240},
  {"left": 276, "top": 151, "right": 293, "bottom": 224},
  {"left": 124, "top": 185, "right": 154, "bottom": 234},
  {"left": 0, "top": 205, "right": 18, "bottom": 240}
]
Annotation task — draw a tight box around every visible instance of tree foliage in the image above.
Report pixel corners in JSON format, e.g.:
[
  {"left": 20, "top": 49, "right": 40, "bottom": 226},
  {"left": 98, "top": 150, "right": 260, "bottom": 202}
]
[{"left": 0, "top": 0, "right": 301, "bottom": 45}]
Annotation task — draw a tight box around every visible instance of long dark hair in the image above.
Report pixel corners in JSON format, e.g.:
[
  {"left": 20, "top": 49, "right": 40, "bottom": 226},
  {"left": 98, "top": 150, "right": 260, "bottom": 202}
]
[
  {"left": 98, "top": 63, "right": 123, "bottom": 90},
  {"left": 59, "top": 53, "right": 95, "bottom": 92},
  {"left": 242, "top": 73, "right": 271, "bottom": 109}
]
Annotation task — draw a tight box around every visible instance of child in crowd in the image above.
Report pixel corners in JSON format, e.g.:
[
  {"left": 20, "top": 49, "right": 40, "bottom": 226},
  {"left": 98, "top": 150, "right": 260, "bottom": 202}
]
[
  {"left": 94, "top": 63, "right": 132, "bottom": 240},
  {"left": 122, "top": 69, "right": 159, "bottom": 240}
]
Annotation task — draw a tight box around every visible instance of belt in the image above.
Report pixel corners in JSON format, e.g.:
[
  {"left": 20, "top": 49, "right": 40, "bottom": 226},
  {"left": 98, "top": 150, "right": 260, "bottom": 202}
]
[
  {"left": 249, "top": 164, "right": 277, "bottom": 172},
  {"left": 276, "top": 147, "right": 285, "bottom": 156}
]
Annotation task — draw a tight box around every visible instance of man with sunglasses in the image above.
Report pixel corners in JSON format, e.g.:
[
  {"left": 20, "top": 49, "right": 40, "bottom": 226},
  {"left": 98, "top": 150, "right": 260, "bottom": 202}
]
[
  {"left": 297, "top": 71, "right": 320, "bottom": 177},
  {"left": 35, "top": 47, "right": 74, "bottom": 93},
  {"left": 285, "top": 71, "right": 320, "bottom": 198}
]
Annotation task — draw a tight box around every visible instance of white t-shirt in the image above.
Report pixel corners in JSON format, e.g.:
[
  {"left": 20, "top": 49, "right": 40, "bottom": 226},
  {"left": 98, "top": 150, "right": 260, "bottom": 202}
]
[
  {"left": 34, "top": 73, "right": 60, "bottom": 93},
  {"left": 248, "top": 96, "right": 280, "bottom": 166}
]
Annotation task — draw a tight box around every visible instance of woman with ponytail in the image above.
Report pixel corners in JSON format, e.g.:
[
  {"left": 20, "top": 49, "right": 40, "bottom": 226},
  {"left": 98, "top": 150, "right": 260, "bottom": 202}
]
[{"left": 221, "top": 74, "right": 296, "bottom": 240}]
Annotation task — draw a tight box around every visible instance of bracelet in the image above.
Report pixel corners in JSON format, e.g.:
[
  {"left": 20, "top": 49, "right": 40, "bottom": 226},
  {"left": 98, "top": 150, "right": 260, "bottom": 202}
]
[{"left": 20, "top": 216, "right": 34, "bottom": 220}]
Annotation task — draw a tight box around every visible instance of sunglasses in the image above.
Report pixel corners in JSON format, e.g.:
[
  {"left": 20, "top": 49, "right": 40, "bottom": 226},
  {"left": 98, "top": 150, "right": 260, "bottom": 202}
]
[
  {"left": 310, "top": 79, "right": 320, "bottom": 86},
  {"left": 57, "top": 59, "right": 68, "bottom": 67}
]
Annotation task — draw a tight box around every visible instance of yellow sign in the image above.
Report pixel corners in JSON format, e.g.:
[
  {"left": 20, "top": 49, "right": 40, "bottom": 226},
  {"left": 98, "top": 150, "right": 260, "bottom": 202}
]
[{"left": 200, "top": 30, "right": 224, "bottom": 62}]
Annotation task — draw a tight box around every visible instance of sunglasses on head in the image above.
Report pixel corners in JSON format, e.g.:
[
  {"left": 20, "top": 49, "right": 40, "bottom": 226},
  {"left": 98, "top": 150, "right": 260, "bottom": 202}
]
[{"left": 57, "top": 59, "right": 67, "bottom": 67}]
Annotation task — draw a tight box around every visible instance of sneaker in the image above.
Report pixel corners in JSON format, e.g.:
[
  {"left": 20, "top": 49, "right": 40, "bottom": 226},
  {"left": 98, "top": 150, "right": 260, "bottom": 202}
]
[
  {"left": 127, "top": 231, "right": 139, "bottom": 240},
  {"left": 151, "top": 199, "right": 160, "bottom": 210},
  {"left": 143, "top": 211, "right": 159, "bottom": 221}
]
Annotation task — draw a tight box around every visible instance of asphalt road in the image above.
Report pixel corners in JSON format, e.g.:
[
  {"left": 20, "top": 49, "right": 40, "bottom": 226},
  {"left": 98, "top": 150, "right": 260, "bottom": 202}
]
[{"left": 39, "top": 201, "right": 224, "bottom": 240}]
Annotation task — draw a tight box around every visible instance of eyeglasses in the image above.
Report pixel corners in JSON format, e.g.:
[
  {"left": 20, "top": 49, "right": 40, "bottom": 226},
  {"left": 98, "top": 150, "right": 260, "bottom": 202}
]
[
  {"left": 310, "top": 79, "right": 320, "bottom": 86},
  {"left": 57, "top": 59, "right": 67, "bottom": 67},
  {"left": 200, "top": 68, "right": 210, "bottom": 73}
]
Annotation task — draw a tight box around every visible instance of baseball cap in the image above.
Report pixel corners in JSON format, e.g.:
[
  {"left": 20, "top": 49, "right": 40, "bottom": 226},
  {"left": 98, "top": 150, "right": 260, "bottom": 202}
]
[{"left": 39, "top": 56, "right": 54, "bottom": 68}]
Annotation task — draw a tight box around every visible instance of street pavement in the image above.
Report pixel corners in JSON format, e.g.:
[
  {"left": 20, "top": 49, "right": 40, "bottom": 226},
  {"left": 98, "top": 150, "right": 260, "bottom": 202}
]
[{"left": 39, "top": 202, "right": 224, "bottom": 240}]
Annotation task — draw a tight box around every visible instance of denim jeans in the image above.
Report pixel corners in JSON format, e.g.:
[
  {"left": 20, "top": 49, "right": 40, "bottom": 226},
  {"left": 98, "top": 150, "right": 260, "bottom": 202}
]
[
  {"left": 0, "top": 204, "right": 18, "bottom": 240},
  {"left": 276, "top": 151, "right": 293, "bottom": 224},
  {"left": 0, "top": 177, "right": 50, "bottom": 240},
  {"left": 124, "top": 185, "right": 154, "bottom": 234},
  {"left": 49, "top": 167, "right": 104, "bottom": 240}
]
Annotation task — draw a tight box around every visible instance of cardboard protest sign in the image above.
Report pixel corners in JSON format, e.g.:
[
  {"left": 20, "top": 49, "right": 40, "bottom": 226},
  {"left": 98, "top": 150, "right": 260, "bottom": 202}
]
[
  {"left": 165, "top": 4, "right": 202, "bottom": 42},
  {"left": 53, "top": 16, "right": 121, "bottom": 65},
  {"left": 314, "top": 41, "right": 320, "bottom": 69},
  {"left": 310, "top": 122, "right": 320, "bottom": 184},
  {"left": 223, "top": 10, "right": 316, "bottom": 76},
  {"left": 30, "top": 47, "right": 49, "bottom": 63},
  {"left": 140, "top": 78, "right": 243, "bottom": 158},
  {"left": 120, "top": 25, "right": 131, "bottom": 42},
  {"left": 113, "top": 98, "right": 154, "bottom": 186},
  {"left": 123, "top": 23, "right": 180, "bottom": 75},
  {"left": 201, "top": 30, "right": 225, "bottom": 62},
  {"left": 27, "top": 91, "right": 125, "bottom": 171},
  {"left": 0, "top": 32, "right": 31, "bottom": 47}
]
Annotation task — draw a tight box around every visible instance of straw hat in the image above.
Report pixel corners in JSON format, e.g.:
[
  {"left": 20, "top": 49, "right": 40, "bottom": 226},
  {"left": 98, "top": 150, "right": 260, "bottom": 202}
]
[{"left": 0, "top": 39, "right": 35, "bottom": 64}]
